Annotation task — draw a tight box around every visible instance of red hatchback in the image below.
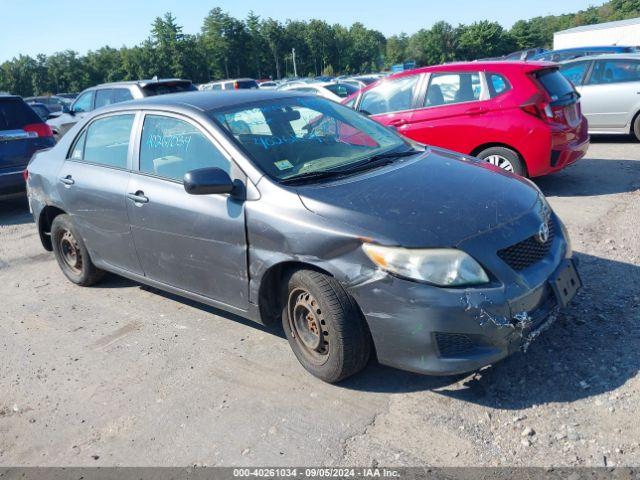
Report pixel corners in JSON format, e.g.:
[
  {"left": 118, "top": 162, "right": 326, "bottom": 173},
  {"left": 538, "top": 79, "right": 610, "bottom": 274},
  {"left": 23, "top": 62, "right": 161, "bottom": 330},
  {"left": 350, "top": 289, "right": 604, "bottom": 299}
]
[{"left": 343, "top": 61, "right": 589, "bottom": 177}]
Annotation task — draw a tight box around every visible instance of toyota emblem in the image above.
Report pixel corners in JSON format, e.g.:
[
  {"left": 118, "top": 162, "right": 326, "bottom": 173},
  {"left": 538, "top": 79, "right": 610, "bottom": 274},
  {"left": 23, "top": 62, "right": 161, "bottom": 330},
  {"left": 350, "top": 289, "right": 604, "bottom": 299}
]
[{"left": 537, "top": 222, "right": 550, "bottom": 244}]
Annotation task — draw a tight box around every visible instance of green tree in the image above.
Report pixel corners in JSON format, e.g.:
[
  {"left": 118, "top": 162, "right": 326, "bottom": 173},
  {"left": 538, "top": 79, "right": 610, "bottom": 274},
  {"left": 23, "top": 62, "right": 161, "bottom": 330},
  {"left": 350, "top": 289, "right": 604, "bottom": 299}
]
[
  {"left": 385, "top": 33, "right": 409, "bottom": 67},
  {"left": 262, "top": 18, "right": 285, "bottom": 79},
  {"left": 457, "top": 21, "right": 515, "bottom": 60}
]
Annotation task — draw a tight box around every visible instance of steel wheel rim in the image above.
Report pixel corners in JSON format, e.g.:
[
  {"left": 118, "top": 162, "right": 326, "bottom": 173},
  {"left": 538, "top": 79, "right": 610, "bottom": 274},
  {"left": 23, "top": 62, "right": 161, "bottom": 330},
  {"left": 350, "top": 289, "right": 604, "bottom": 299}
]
[
  {"left": 288, "top": 288, "right": 329, "bottom": 364},
  {"left": 485, "top": 154, "right": 514, "bottom": 172},
  {"left": 59, "top": 230, "right": 82, "bottom": 274}
]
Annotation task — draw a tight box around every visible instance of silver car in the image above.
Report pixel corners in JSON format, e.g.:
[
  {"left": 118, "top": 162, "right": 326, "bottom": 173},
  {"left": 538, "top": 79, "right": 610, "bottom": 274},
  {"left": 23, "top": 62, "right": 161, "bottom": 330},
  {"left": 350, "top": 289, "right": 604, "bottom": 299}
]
[{"left": 560, "top": 54, "right": 640, "bottom": 139}]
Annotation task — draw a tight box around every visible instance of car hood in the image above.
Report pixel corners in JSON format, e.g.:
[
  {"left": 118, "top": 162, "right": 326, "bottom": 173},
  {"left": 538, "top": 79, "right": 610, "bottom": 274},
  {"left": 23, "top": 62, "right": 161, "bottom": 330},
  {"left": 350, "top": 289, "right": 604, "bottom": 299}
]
[{"left": 296, "top": 148, "right": 542, "bottom": 248}]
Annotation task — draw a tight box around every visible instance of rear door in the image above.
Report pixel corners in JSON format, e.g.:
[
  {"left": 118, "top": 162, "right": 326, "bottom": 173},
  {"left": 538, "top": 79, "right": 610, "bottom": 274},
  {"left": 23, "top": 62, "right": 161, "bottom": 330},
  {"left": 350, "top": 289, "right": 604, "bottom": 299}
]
[
  {"left": 56, "top": 112, "right": 143, "bottom": 274},
  {"left": 1, "top": 97, "right": 54, "bottom": 195},
  {"left": 579, "top": 58, "right": 640, "bottom": 129},
  {"left": 126, "top": 112, "right": 249, "bottom": 309},
  {"left": 407, "top": 70, "right": 486, "bottom": 151},
  {"left": 356, "top": 74, "right": 422, "bottom": 137}
]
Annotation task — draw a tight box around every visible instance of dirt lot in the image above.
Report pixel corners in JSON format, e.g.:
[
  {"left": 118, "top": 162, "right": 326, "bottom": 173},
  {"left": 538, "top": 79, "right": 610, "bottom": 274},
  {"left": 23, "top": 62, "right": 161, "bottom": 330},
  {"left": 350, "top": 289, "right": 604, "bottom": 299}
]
[{"left": 1, "top": 138, "right": 639, "bottom": 467}]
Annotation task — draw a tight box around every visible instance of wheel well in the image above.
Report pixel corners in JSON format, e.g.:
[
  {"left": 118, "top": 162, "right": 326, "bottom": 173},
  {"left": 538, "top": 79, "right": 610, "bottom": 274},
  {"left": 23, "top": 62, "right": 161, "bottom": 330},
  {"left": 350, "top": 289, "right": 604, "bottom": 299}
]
[
  {"left": 38, "top": 206, "right": 66, "bottom": 251},
  {"left": 258, "top": 261, "right": 333, "bottom": 326},
  {"left": 470, "top": 143, "right": 528, "bottom": 176}
]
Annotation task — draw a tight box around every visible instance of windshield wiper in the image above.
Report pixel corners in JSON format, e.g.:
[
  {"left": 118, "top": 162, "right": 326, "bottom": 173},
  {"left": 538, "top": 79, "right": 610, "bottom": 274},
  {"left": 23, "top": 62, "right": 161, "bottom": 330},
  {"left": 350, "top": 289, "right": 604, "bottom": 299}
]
[
  {"left": 334, "top": 148, "right": 423, "bottom": 174},
  {"left": 280, "top": 148, "right": 423, "bottom": 186},
  {"left": 280, "top": 170, "right": 348, "bottom": 185}
]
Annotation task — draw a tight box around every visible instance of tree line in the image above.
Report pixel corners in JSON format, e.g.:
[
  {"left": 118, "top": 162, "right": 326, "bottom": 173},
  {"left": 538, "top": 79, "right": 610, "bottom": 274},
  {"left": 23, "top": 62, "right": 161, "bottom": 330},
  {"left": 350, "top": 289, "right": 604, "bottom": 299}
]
[{"left": 1, "top": 0, "right": 639, "bottom": 97}]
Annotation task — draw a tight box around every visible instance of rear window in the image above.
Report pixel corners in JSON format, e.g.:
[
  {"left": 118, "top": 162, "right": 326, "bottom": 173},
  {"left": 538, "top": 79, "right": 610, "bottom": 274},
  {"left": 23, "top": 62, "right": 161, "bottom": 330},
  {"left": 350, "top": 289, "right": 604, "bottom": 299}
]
[
  {"left": 236, "top": 80, "right": 259, "bottom": 89},
  {"left": 0, "top": 97, "right": 42, "bottom": 130},
  {"left": 142, "top": 82, "right": 197, "bottom": 97},
  {"left": 324, "top": 83, "right": 359, "bottom": 98},
  {"left": 535, "top": 69, "right": 576, "bottom": 105}
]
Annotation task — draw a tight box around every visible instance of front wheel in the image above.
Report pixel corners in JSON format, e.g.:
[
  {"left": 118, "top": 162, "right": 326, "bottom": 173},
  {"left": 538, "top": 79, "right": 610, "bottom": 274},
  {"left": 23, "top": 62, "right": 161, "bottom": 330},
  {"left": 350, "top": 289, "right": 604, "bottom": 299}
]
[
  {"left": 283, "top": 270, "right": 371, "bottom": 383},
  {"left": 476, "top": 146, "right": 526, "bottom": 177}
]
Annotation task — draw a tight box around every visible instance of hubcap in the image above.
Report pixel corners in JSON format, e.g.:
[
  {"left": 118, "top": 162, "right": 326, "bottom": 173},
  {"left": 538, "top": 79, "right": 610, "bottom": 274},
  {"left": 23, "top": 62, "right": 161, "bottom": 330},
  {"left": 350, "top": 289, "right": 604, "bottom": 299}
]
[
  {"left": 288, "top": 288, "right": 329, "bottom": 361},
  {"left": 485, "top": 154, "right": 514, "bottom": 172},
  {"left": 59, "top": 230, "right": 82, "bottom": 274}
]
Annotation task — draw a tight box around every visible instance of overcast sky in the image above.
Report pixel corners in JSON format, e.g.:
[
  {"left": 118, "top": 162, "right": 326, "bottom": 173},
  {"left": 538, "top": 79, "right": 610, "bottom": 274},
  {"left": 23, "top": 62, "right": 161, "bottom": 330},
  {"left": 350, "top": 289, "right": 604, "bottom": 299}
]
[{"left": 1, "top": 0, "right": 598, "bottom": 62}]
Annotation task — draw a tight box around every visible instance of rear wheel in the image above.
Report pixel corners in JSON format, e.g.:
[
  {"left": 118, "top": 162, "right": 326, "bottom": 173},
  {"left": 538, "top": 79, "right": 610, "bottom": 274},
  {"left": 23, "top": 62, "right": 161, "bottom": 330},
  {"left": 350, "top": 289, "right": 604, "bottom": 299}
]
[
  {"left": 283, "top": 270, "right": 371, "bottom": 383},
  {"left": 476, "top": 146, "right": 526, "bottom": 177},
  {"left": 51, "top": 214, "right": 104, "bottom": 286},
  {"left": 632, "top": 113, "right": 640, "bottom": 141}
]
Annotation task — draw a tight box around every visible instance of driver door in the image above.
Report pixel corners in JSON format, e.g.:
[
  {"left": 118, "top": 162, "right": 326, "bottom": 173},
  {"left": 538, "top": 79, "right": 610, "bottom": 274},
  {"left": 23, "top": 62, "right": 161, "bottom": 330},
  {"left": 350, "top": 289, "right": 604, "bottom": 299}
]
[{"left": 126, "top": 112, "right": 249, "bottom": 310}]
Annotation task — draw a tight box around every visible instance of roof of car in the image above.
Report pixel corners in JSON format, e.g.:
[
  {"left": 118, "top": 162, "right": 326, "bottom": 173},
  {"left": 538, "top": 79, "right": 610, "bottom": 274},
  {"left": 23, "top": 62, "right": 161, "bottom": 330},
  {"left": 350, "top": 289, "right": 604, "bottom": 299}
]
[
  {"left": 561, "top": 52, "right": 640, "bottom": 63},
  {"left": 97, "top": 90, "right": 306, "bottom": 114},
  {"left": 385, "top": 60, "right": 555, "bottom": 80},
  {"left": 87, "top": 78, "right": 192, "bottom": 90},
  {"left": 203, "top": 78, "right": 257, "bottom": 84},
  {"left": 541, "top": 46, "right": 637, "bottom": 54}
]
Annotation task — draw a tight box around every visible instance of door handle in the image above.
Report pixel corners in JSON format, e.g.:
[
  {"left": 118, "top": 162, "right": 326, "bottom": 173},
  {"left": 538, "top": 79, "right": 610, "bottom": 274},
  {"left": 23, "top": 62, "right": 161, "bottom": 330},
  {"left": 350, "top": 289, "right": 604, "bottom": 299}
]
[
  {"left": 388, "top": 118, "right": 407, "bottom": 127},
  {"left": 127, "top": 191, "right": 149, "bottom": 204},
  {"left": 59, "top": 175, "right": 74, "bottom": 186},
  {"left": 464, "top": 106, "right": 487, "bottom": 115}
]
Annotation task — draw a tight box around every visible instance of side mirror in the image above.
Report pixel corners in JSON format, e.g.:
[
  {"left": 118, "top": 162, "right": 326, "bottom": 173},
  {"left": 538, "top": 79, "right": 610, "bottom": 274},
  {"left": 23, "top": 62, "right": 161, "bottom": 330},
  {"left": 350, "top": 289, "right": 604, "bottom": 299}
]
[
  {"left": 183, "top": 167, "right": 235, "bottom": 195},
  {"left": 62, "top": 104, "right": 73, "bottom": 115}
]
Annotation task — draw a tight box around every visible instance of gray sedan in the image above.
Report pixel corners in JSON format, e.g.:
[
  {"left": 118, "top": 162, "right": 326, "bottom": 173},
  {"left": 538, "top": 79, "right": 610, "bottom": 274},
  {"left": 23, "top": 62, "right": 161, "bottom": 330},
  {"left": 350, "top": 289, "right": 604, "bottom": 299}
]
[
  {"left": 26, "top": 90, "right": 580, "bottom": 382},
  {"left": 560, "top": 54, "right": 640, "bottom": 140}
]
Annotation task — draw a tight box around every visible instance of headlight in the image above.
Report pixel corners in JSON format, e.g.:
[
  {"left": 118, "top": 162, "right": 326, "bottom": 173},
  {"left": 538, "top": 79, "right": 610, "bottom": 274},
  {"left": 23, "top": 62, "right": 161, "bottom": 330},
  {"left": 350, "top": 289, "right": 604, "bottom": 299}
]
[{"left": 362, "top": 244, "right": 490, "bottom": 287}]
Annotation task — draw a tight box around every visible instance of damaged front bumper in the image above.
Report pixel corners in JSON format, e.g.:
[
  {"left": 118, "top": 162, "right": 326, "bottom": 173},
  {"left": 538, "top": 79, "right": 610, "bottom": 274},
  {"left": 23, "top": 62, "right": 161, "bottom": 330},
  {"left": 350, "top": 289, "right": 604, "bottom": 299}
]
[{"left": 348, "top": 259, "right": 579, "bottom": 376}]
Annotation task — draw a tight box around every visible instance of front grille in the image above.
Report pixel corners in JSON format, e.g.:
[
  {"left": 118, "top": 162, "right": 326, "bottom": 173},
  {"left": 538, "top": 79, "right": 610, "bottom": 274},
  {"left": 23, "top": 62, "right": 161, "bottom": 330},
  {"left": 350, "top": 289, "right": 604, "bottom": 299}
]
[
  {"left": 435, "top": 333, "right": 476, "bottom": 358},
  {"left": 497, "top": 221, "right": 555, "bottom": 271}
]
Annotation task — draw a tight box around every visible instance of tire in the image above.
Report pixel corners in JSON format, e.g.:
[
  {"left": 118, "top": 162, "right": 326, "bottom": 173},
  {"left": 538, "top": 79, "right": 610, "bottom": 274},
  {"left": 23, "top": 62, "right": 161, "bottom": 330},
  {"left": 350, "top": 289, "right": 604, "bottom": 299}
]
[
  {"left": 632, "top": 113, "right": 640, "bottom": 142},
  {"left": 282, "top": 270, "right": 371, "bottom": 383},
  {"left": 51, "top": 214, "right": 104, "bottom": 286},
  {"left": 476, "top": 146, "right": 526, "bottom": 177}
]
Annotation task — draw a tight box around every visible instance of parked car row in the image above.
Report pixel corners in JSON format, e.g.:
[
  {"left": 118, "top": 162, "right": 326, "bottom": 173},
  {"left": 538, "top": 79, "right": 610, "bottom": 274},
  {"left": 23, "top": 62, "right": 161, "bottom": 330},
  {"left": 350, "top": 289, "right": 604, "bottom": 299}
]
[{"left": 47, "top": 78, "right": 197, "bottom": 139}]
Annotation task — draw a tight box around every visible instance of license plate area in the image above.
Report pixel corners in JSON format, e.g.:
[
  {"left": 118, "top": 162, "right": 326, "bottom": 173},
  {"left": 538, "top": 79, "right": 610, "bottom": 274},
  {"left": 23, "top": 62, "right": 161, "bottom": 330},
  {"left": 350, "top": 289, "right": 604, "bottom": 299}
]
[{"left": 549, "top": 260, "right": 581, "bottom": 307}]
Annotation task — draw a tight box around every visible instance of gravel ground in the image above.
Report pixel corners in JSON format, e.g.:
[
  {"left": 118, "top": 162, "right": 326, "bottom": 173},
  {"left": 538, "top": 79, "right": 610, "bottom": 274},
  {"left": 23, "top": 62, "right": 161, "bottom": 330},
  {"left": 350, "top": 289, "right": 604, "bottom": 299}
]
[{"left": 0, "top": 138, "right": 639, "bottom": 467}]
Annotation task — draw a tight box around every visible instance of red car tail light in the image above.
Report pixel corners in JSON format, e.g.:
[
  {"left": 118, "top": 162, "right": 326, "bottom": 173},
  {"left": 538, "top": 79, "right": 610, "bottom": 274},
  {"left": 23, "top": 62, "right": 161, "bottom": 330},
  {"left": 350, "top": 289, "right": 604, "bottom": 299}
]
[
  {"left": 234, "top": 81, "right": 239, "bottom": 90},
  {"left": 23, "top": 169, "right": 29, "bottom": 182},
  {"left": 520, "top": 94, "right": 553, "bottom": 122},
  {"left": 23, "top": 123, "right": 54, "bottom": 138}
]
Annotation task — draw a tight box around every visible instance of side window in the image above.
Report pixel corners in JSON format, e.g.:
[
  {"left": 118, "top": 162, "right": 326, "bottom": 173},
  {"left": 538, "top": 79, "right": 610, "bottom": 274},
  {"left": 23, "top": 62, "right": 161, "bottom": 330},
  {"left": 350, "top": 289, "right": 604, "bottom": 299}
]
[
  {"left": 359, "top": 75, "right": 419, "bottom": 115},
  {"left": 560, "top": 62, "right": 590, "bottom": 86},
  {"left": 72, "top": 91, "right": 94, "bottom": 113},
  {"left": 487, "top": 73, "right": 511, "bottom": 97},
  {"left": 112, "top": 88, "right": 133, "bottom": 104},
  {"left": 69, "top": 131, "right": 87, "bottom": 160},
  {"left": 81, "top": 114, "right": 134, "bottom": 168},
  {"left": 588, "top": 59, "right": 640, "bottom": 85},
  {"left": 425, "top": 72, "right": 481, "bottom": 107},
  {"left": 94, "top": 89, "right": 113, "bottom": 109},
  {"left": 139, "top": 115, "right": 230, "bottom": 182},
  {"left": 211, "top": 84, "right": 222, "bottom": 91}
]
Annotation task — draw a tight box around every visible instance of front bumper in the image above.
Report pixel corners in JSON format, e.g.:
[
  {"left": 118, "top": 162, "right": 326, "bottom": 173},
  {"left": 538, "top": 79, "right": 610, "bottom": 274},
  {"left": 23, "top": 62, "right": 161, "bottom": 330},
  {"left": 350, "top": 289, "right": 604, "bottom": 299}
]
[{"left": 348, "top": 259, "right": 575, "bottom": 376}]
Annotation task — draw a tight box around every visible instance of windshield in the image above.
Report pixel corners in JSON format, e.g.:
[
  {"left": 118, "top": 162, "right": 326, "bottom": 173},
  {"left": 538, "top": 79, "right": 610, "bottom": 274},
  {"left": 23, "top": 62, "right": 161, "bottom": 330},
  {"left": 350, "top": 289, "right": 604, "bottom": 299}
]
[{"left": 209, "top": 96, "right": 407, "bottom": 181}]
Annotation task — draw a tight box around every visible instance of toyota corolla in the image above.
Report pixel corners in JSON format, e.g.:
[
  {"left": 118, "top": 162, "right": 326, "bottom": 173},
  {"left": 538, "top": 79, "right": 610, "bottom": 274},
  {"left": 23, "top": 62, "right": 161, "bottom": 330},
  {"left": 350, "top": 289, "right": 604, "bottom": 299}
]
[{"left": 26, "top": 90, "right": 581, "bottom": 382}]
